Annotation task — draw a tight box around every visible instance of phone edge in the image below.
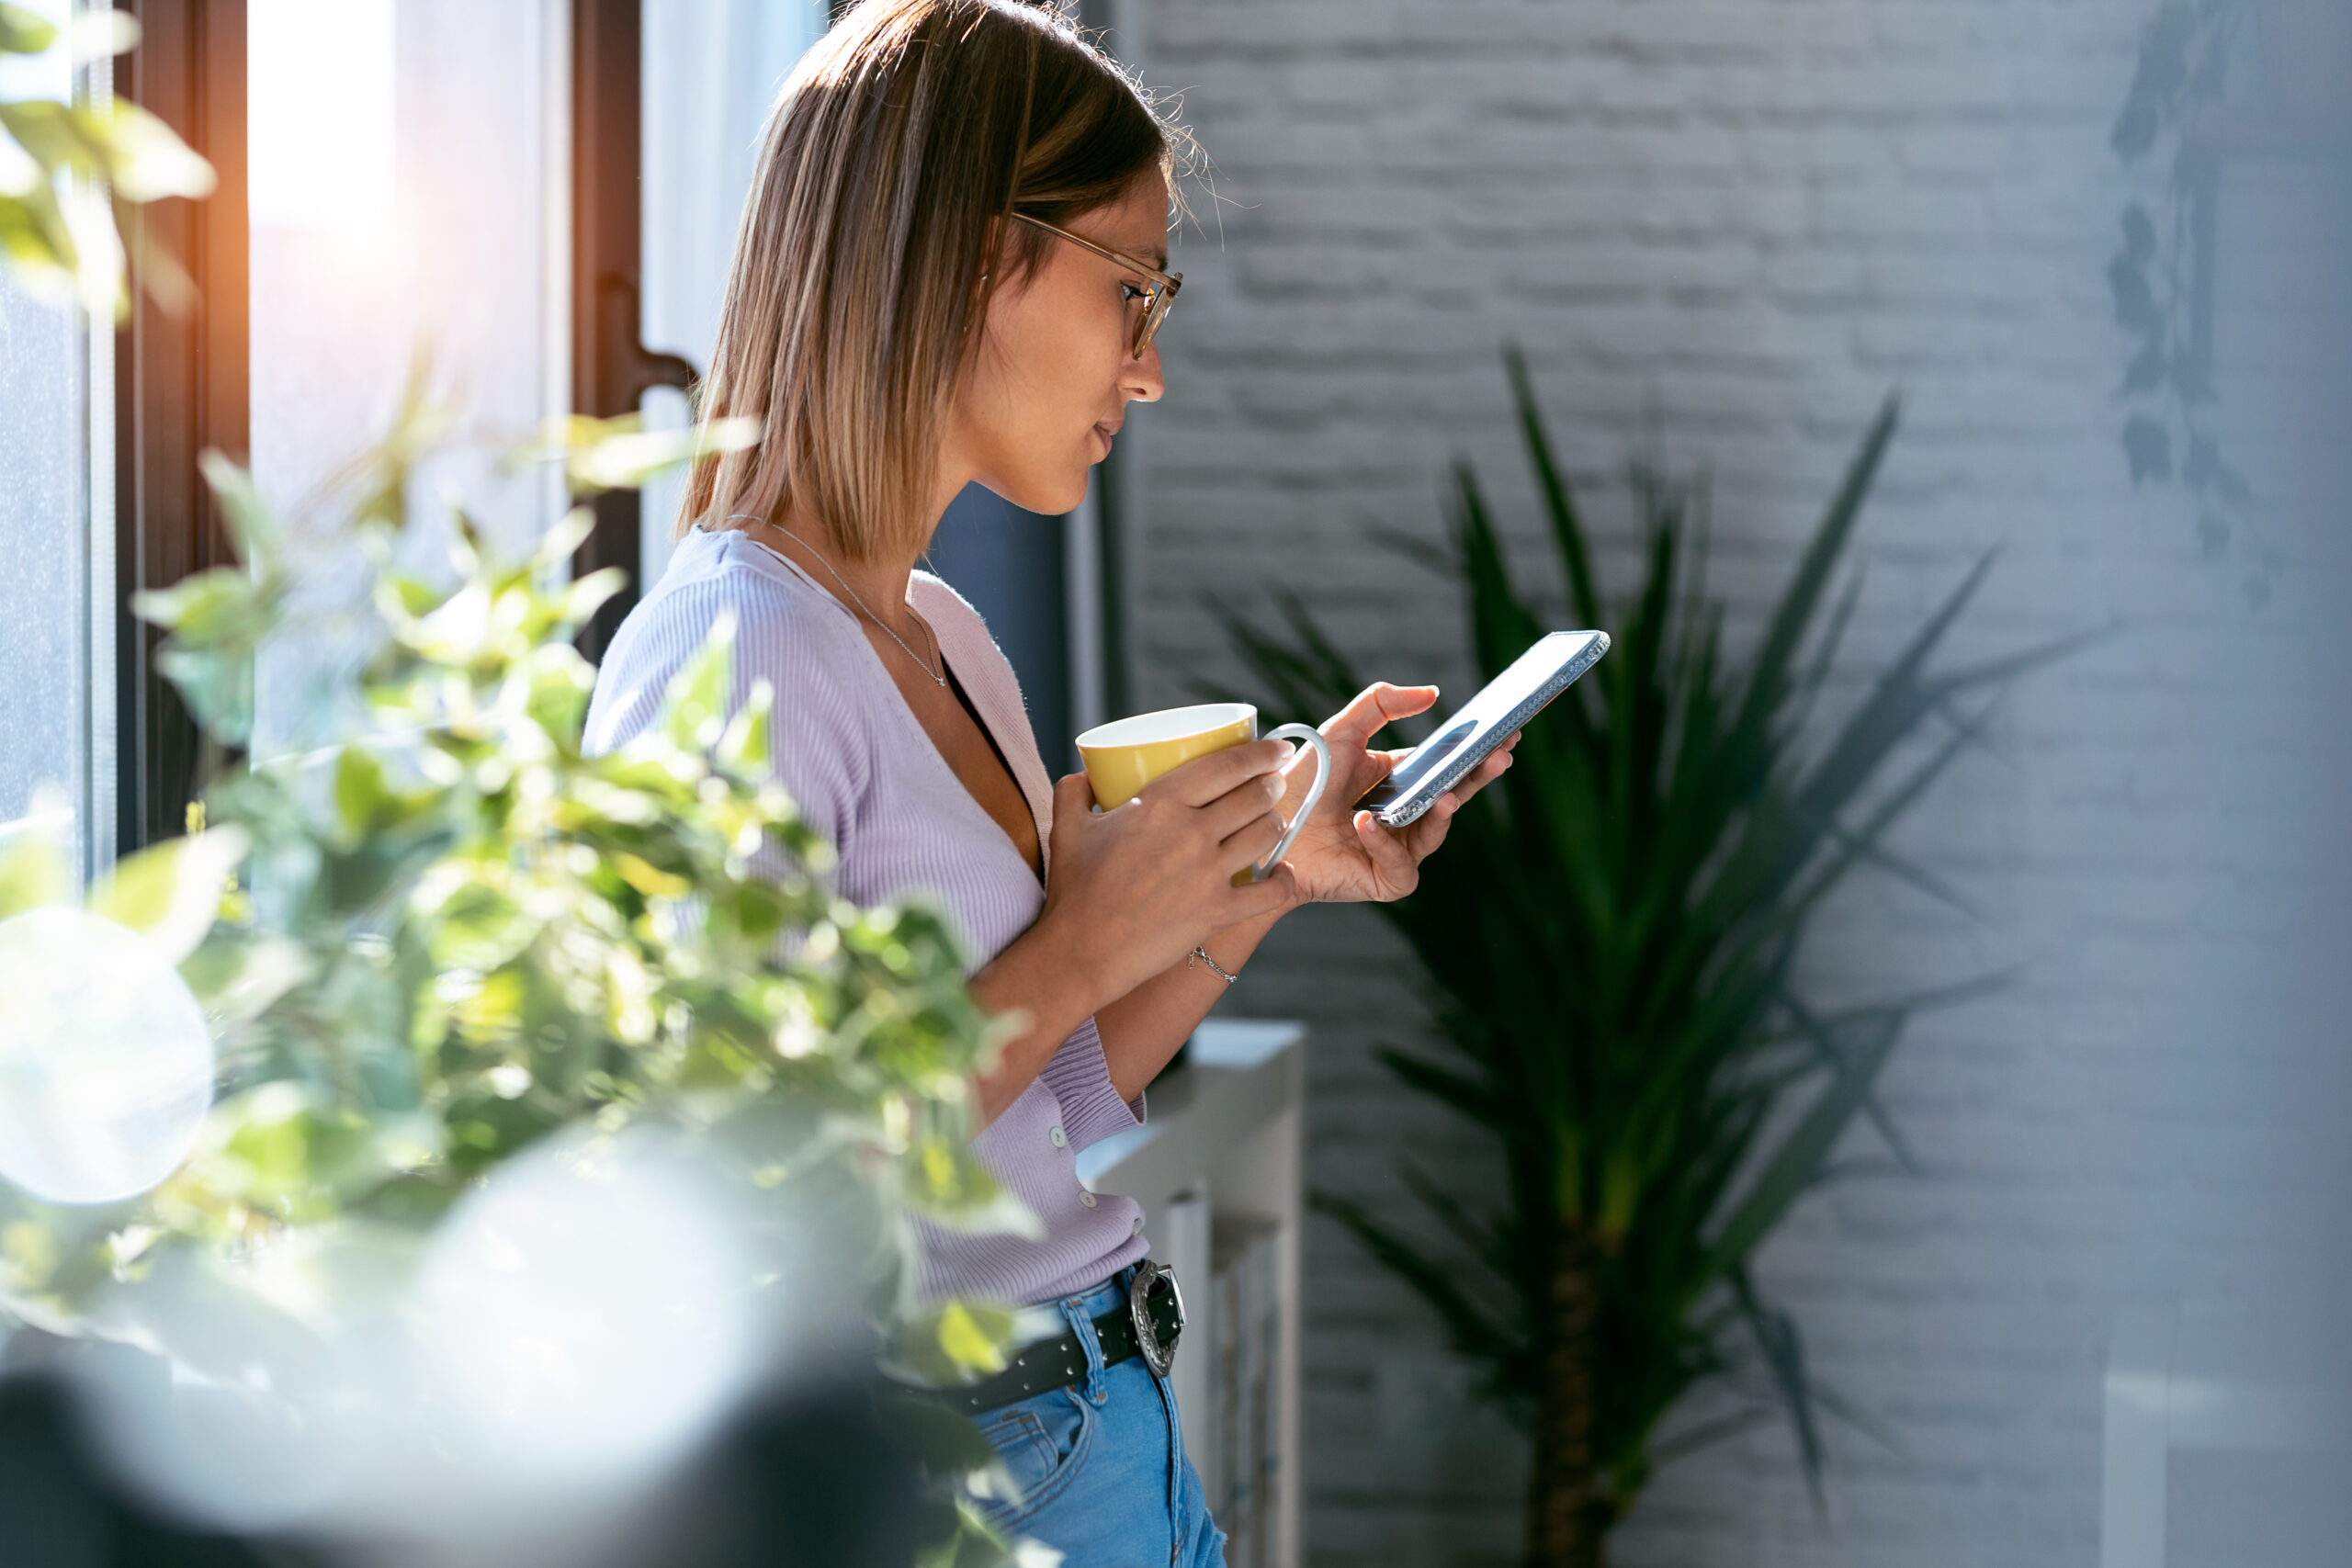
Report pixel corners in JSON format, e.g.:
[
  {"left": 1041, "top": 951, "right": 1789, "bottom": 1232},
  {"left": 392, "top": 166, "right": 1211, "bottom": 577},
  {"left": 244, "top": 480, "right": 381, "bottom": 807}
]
[{"left": 1369, "top": 632, "right": 1609, "bottom": 829}]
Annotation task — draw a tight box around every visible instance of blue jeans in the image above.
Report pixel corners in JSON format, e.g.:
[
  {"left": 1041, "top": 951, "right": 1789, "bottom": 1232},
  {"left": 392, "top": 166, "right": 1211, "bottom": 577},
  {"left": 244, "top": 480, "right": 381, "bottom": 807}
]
[{"left": 974, "top": 1269, "right": 1226, "bottom": 1567}]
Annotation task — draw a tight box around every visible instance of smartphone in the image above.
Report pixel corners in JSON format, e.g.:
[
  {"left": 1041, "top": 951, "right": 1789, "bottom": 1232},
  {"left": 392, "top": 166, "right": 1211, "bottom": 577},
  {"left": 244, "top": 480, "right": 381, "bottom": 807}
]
[{"left": 1358, "top": 630, "right": 1609, "bottom": 828}]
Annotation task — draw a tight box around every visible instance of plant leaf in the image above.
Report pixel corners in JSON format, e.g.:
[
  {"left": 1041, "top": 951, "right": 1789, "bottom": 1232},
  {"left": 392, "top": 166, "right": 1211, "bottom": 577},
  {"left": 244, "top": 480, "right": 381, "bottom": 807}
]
[
  {"left": 1702, "top": 1011, "right": 1905, "bottom": 1283},
  {"left": 1647, "top": 1404, "right": 1777, "bottom": 1465},
  {"left": 0, "top": 822, "right": 72, "bottom": 919},
  {"left": 1504, "top": 343, "right": 1601, "bottom": 627},
  {"left": 1312, "top": 1190, "right": 1522, "bottom": 1393},
  {"left": 1379, "top": 1047, "right": 1500, "bottom": 1127},
  {"left": 1732, "top": 1267, "right": 1826, "bottom": 1512},
  {"left": 661, "top": 611, "right": 738, "bottom": 750},
  {"left": 88, "top": 826, "right": 250, "bottom": 965},
  {"left": 1726, "top": 396, "right": 1899, "bottom": 760},
  {"left": 0, "top": 4, "right": 58, "bottom": 56}
]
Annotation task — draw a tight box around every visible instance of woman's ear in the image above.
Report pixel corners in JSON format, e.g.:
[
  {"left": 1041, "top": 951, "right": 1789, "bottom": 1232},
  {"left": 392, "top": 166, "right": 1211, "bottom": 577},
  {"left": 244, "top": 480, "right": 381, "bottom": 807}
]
[
  {"left": 976, "top": 213, "right": 1043, "bottom": 305},
  {"left": 970, "top": 215, "right": 1010, "bottom": 321}
]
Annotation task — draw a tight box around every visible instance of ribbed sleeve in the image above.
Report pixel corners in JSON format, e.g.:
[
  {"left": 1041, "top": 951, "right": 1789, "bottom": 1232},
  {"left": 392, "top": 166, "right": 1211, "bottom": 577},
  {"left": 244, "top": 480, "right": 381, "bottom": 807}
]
[
  {"left": 585, "top": 570, "right": 871, "bottom": 863},
  {"left": 1039, "top": 1017, "right": 1147, "bottom": 1151}
]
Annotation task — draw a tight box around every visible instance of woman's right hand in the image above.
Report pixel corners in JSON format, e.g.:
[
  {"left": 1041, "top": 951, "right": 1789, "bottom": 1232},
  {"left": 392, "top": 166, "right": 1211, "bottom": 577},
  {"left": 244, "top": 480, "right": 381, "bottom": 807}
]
[{"left": 1035, "top": 740, "right": 1303, "bottom": 1007}]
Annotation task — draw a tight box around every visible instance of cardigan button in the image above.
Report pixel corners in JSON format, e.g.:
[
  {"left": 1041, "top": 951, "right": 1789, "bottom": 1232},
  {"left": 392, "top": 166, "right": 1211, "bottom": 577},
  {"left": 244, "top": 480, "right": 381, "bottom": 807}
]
[
  {"left": 1078, "top": 1189, "right": 1098, "bottom": 1209},
  {"left": 1048, "top": 1125, "right": 1067, "bottom": 1148}
]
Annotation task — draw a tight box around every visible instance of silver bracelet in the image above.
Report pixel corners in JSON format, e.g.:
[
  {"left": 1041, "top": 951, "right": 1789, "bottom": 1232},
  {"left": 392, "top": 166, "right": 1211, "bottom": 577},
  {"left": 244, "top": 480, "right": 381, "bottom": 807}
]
[{"left": 1189, "top": 945, "right": 1239, "bottom": 985}]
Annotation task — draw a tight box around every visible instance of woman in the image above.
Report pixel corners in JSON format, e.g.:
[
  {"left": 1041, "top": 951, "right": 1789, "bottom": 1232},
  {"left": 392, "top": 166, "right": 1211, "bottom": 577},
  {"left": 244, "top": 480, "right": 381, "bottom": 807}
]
[{"left": 584, "top": 3, "right": 1514, "bottom": 1562}]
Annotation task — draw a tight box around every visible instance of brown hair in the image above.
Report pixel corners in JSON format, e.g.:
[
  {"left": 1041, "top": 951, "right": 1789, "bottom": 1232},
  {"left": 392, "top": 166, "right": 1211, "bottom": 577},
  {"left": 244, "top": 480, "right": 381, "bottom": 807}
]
[{"left": 679, "top": 0, "right": 1182, "bottom": 563}]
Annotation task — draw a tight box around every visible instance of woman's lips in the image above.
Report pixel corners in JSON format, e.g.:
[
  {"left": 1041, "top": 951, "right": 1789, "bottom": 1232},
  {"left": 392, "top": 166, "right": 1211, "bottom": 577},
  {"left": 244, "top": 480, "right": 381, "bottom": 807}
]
[{"left": 1092, "top": 420, "right": 1121, "bottom": 457}]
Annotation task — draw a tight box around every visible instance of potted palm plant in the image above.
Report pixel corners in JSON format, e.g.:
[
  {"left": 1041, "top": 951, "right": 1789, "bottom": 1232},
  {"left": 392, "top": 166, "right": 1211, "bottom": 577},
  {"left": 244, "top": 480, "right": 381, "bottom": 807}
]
[{"left": 1219, "top": 349, "right": 2086, "bottom": 1568}]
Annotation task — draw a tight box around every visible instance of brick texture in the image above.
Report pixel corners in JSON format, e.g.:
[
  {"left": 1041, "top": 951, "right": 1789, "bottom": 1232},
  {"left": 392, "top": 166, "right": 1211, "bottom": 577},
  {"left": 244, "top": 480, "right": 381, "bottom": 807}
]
[{"left": 1107, "top": 2, "right": 2352, "bottom": 1564}]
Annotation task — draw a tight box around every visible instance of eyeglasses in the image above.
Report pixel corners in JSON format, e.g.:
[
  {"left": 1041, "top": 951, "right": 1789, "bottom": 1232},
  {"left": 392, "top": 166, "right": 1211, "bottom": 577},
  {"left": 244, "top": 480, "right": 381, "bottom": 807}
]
[{"left": 1012, "top": 211, "right": 1182, "bottom": 360}]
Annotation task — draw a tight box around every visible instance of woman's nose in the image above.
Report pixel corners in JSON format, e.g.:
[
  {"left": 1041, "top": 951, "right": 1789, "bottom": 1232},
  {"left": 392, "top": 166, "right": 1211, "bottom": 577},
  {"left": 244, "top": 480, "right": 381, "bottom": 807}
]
[{"left": 1123, "top": 340, "right": 1164, "bottom": 404}]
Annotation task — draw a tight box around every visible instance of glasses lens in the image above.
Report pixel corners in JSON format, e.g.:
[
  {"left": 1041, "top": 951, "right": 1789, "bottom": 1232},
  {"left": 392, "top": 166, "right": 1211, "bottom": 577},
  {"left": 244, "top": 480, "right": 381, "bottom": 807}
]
[{"left": 1135, "top": 289, "right": 1173, "bottom": 358}]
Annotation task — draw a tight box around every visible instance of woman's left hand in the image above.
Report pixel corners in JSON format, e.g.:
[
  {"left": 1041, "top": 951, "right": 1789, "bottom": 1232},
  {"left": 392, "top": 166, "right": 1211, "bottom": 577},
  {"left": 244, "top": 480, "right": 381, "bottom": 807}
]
[{"left": 1265, "top": 682, "right": 1518, "bottom": 906}]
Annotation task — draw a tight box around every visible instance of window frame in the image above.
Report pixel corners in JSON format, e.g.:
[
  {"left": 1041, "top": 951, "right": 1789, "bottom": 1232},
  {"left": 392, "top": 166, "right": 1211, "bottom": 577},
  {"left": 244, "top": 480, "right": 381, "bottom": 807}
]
[
  {"left": 571, "top": 0, "right": 695, "bottom": 664},
  {"left": 109, "top": 0, "right": 249, "bottom": 857}
]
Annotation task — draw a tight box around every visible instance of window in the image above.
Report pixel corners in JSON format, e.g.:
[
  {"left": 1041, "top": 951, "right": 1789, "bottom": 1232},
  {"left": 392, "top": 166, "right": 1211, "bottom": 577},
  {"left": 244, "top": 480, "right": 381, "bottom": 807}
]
[
  {"left": 0, "top": 0, "right": 103, "bottom": 879},
  {"left": 639, "top": 0, "right": 820, "bottom": 590},
  {"left": 246, "top": 0, "right": 563, "bottom": 752},
  {"left": 6, "top": 0, "right": 1128, "bottom": 861}
]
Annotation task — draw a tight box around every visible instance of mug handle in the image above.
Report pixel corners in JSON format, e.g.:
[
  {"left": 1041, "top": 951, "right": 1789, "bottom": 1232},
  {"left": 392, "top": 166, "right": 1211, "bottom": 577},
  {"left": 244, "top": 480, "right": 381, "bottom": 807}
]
[{"left": 1255, "top": 723, "right": 1332, "bottom": 882}]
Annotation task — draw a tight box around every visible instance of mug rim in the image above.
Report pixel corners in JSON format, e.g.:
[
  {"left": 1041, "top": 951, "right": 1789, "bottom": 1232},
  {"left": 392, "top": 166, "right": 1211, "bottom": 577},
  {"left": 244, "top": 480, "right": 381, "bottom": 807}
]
[{"left": 1075, "top": 702, "right": 1255, "bottom": 751}]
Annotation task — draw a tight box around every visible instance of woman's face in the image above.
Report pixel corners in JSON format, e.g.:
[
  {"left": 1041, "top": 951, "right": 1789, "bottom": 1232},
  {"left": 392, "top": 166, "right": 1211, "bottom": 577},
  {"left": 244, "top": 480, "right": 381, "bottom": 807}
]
[{"left": 946, "top": 176, "right": 1169, "bottom": 518}]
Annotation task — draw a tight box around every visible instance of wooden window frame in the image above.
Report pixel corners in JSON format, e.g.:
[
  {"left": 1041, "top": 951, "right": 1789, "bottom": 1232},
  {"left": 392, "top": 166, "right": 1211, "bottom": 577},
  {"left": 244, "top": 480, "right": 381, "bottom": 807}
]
[
  {"left": 109, "top": 0, "right": 741, "bottom": 841},
  {"left": 111, "top": 0, "right": 247, "bottom": 855},
  {"left": 571, "top": 0, "right": 695, "bottom": 663}
]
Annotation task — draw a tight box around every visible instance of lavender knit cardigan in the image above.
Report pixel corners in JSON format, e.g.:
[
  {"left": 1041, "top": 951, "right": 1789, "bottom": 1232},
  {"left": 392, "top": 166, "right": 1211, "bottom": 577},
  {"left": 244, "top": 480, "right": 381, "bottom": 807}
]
[{"left": 582, "top": 526, "right": 1149, "bottom": 1306}]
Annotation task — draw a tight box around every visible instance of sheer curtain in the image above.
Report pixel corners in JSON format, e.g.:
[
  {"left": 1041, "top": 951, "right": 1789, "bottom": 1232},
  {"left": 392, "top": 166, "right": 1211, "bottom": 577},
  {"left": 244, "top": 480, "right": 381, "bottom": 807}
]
[
  {"left": 639, "top": 0, "right": 822, "bottom": 590},
  {"left": 246, "top": 0, "right": 563, "bottom": 758}
]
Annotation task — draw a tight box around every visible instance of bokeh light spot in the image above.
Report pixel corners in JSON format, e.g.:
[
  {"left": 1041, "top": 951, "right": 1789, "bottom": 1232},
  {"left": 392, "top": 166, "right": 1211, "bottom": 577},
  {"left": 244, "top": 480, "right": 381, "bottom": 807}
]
[
  {"left": 0, "top": 907, "right": 215, "bottom": 1204},
  {"left": 408, "top": 1130, "right": 760, "bottom": 1496}
]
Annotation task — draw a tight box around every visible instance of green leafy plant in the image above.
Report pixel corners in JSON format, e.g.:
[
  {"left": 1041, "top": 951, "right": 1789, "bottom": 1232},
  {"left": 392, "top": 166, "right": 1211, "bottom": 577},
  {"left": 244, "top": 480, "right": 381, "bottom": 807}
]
[
  {"left": 1219, "top": 349, "right": 2086, "bottom": 1568},
  {"left": 0, "top": 389, "right": 1031, "bottom": 1562},
  {"left": 1, "top": 5, "right": 215, "bottom": 316}
]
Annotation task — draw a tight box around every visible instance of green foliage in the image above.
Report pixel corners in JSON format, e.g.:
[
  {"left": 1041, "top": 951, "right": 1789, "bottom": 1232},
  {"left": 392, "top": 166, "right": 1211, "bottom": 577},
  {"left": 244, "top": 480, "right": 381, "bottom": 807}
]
[
  {"left": 0, "top": 396, "right": 1026, "bottom": 1561},
  {"left": 1220, "top": 348, "right": 2087, "bottom": 1537},
  {"left": 0, "top": 7, "right": 215, "bottom": 318}
]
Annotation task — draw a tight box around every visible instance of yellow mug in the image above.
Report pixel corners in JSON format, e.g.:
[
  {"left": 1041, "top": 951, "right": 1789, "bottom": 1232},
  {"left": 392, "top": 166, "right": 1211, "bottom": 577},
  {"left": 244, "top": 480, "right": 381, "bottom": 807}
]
[{"left": 1074, "top": 702, "right": 1333, "bottom": 884}]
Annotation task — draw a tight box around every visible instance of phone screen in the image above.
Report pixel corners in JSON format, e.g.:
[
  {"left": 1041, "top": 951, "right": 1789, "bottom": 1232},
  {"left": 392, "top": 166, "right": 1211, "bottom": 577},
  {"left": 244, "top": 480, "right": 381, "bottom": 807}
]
[{"left": 1361, "top": 631, "right": 1606, "bottom": 818}]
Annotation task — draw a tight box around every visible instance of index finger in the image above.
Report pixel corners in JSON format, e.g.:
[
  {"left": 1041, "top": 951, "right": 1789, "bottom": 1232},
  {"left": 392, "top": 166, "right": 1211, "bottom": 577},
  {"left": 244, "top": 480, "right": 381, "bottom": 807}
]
[{"left": 1151, "top": 738, "right": 1295, "bottom": 807}]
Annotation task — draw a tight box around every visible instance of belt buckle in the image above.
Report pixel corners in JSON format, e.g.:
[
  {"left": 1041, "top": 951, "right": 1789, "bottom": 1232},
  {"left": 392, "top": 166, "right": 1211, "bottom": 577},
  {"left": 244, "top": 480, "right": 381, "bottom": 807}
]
[{"left": 1129, "top": 1259, "right": 1186, "bottom": 1378}]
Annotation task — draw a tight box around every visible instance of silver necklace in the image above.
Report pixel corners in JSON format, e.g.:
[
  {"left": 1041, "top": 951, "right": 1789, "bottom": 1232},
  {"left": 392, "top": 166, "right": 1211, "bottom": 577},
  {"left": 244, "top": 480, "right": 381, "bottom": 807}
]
[{"left": 725, "top": 513, "right": 946, "bottom": 688}]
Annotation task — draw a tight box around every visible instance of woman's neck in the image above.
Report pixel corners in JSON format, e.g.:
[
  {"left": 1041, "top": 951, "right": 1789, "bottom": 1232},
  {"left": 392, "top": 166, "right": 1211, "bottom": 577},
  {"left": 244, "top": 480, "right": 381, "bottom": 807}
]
[
  {"left": 741, "top": 513, "right": 926, "bottom": 632},
  {"left": 729, "top": 472, "right": 972, "bottom": 626}
]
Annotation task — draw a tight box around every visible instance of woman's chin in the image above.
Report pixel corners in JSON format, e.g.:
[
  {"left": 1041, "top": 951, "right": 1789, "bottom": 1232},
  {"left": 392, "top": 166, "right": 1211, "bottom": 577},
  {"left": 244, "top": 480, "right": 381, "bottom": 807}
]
[{"left": 989, "top": 468, "right": 1091, "bottom": 517}]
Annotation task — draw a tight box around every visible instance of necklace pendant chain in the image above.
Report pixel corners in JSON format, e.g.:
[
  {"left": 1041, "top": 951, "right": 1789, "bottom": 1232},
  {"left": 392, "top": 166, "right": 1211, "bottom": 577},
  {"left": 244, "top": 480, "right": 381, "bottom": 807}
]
[{"left": 729, "top": 514, "right": 947, "bottom": 687}]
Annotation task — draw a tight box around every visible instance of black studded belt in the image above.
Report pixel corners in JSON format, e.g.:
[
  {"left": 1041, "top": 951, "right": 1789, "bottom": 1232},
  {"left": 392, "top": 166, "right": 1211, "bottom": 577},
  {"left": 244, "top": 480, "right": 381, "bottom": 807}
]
[{"left": 930, "top": 1260, "right": 1187, "bottom": 1416}]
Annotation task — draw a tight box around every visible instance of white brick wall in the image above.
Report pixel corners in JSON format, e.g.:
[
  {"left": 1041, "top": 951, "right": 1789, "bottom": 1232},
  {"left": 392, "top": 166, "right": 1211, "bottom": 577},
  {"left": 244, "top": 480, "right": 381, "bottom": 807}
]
[{"left": 1110, "top": 2, "right": 2352, "bottom": 1563}]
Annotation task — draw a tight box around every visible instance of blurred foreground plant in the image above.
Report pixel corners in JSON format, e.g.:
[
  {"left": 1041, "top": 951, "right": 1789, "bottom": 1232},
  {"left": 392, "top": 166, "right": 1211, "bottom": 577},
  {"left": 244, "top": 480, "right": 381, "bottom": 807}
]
[
  {"left": 0, "top": 385, "right": 1030, "bottom": 1563},
  {"left": 1220, "top": 349, "right": 2088, "bottom": 1568},
  {"left": 0, "top": 5, "right": 216, "bottom": 316}
]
